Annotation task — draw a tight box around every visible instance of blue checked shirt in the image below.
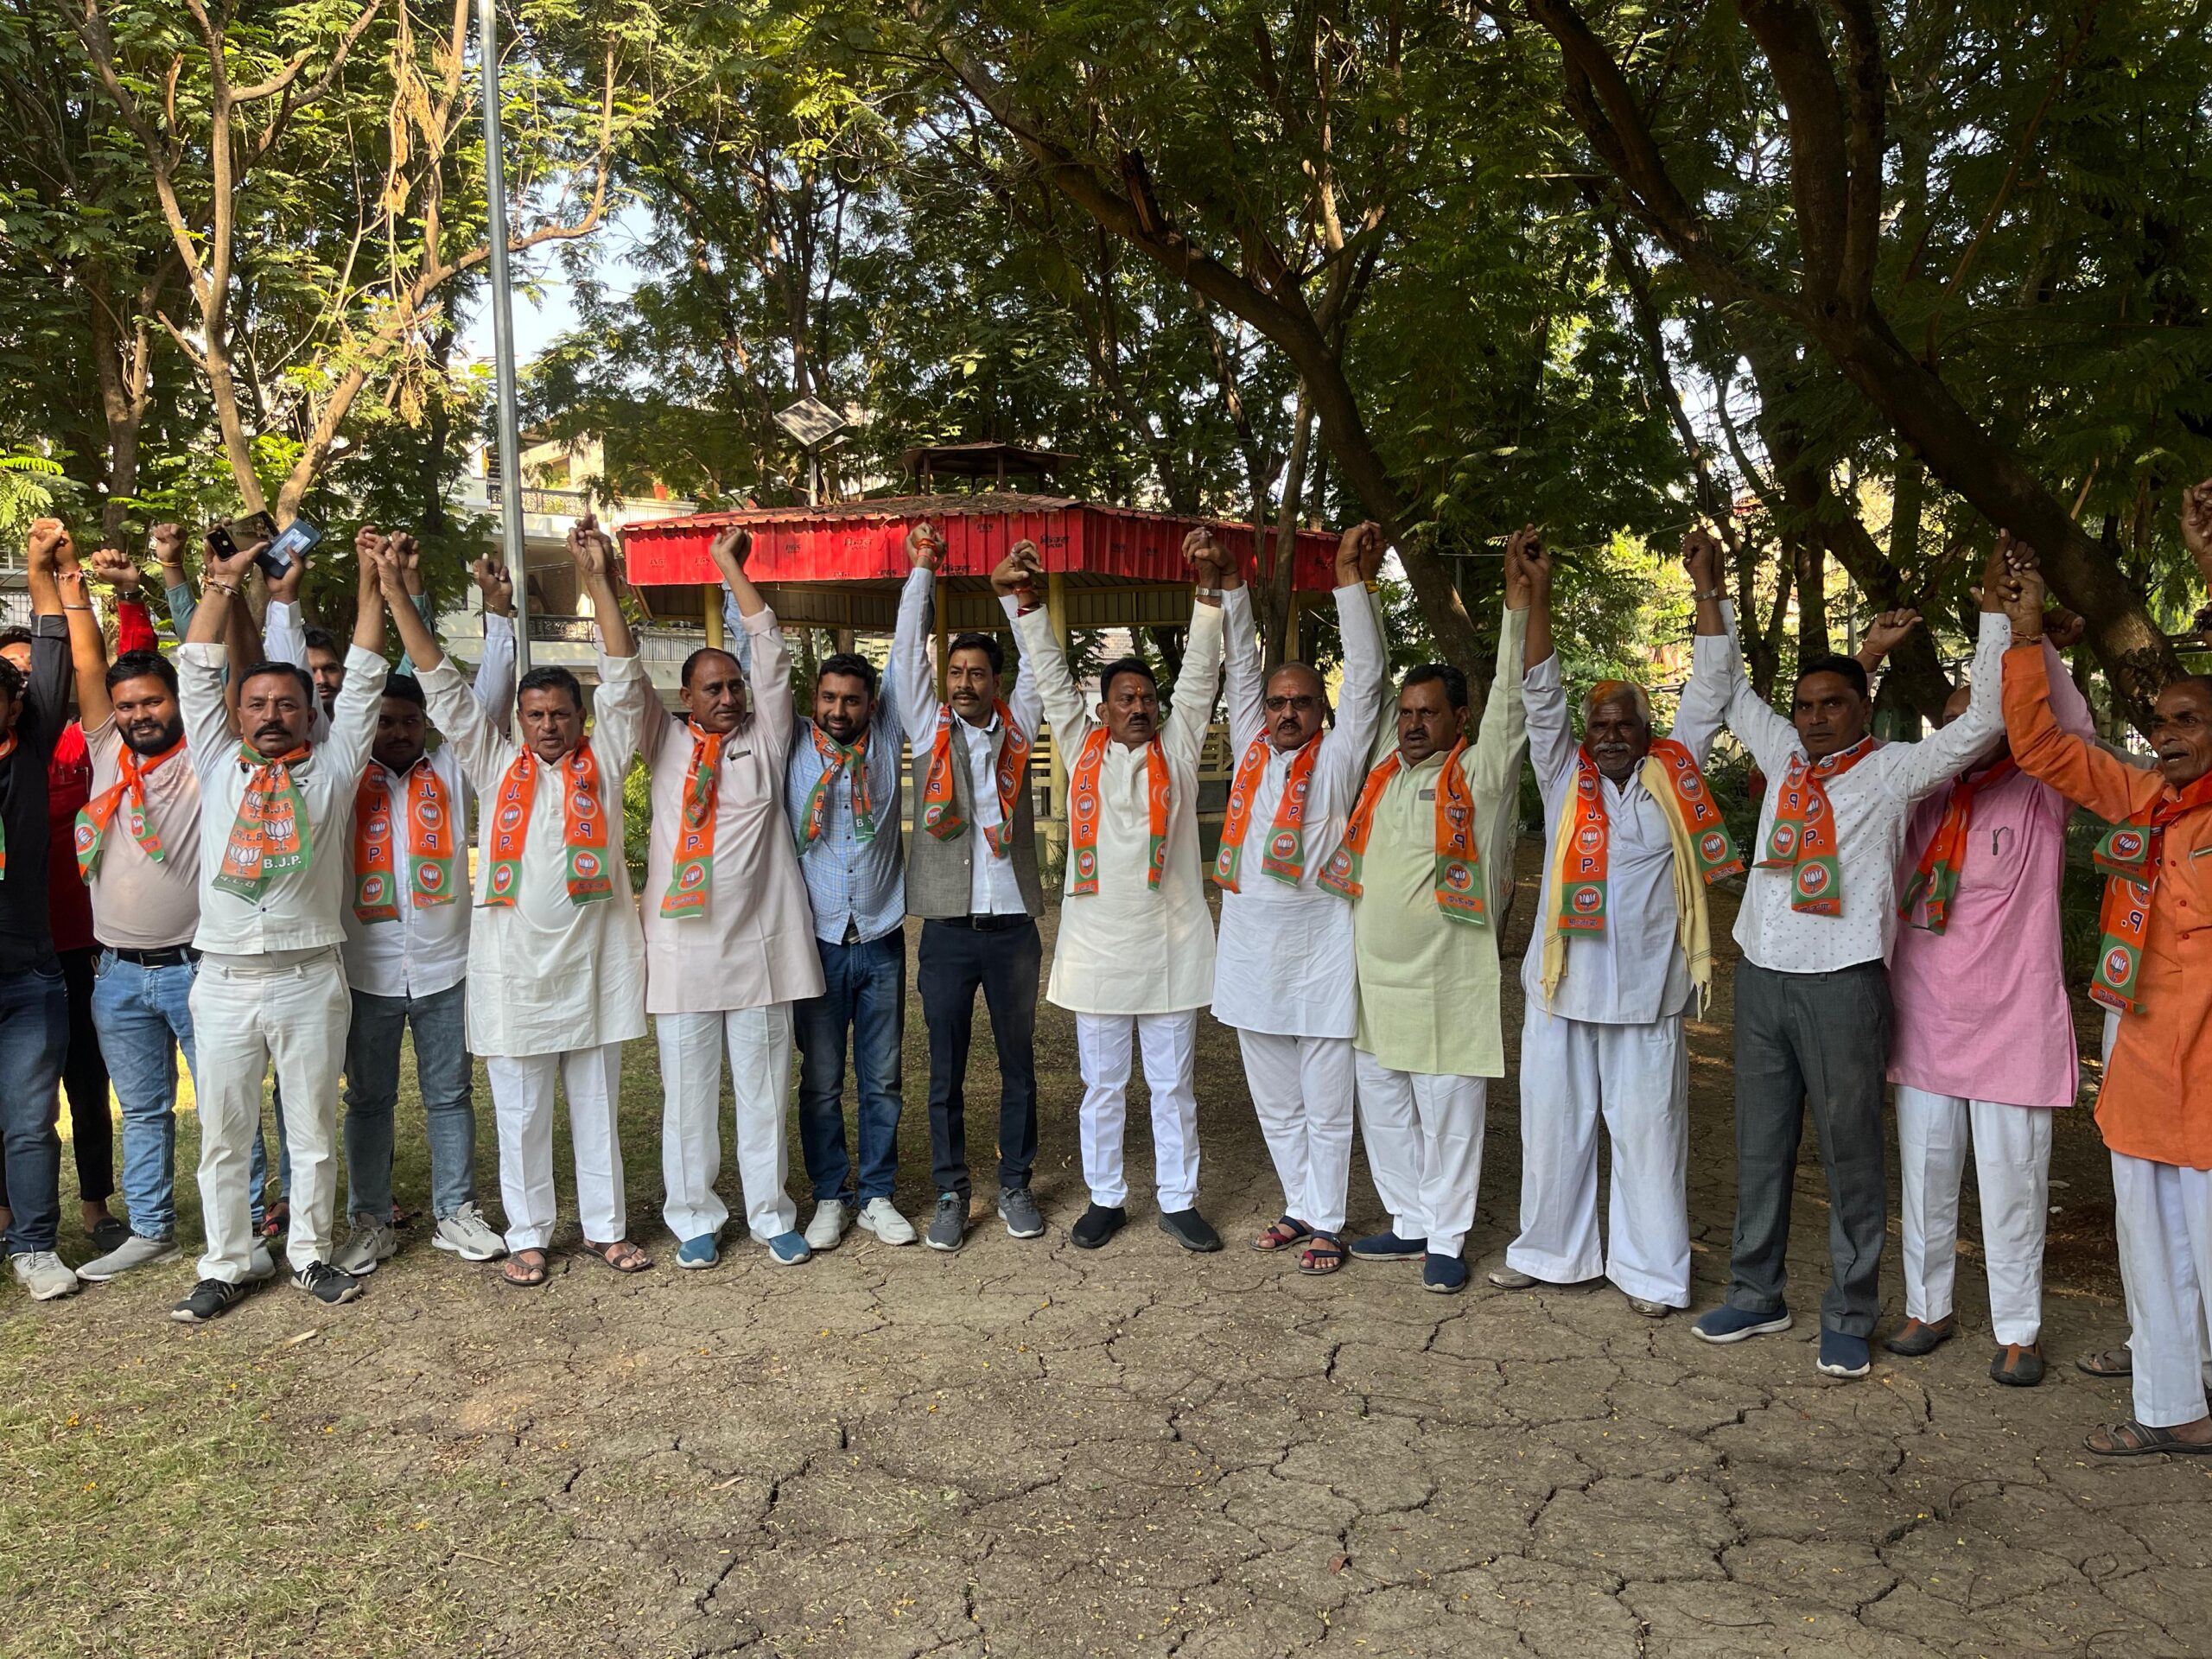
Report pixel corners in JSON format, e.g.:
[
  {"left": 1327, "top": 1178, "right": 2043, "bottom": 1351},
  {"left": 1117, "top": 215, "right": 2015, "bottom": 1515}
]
[{"left": 733, "top": 599, "right": 906, "bottom": 944}]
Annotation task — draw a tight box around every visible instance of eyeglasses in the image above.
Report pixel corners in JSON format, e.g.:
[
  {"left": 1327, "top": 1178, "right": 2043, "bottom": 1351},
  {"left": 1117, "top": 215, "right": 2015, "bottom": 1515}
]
[{"left": 1264, "top": 695, "right": 1321, "bottom": 714}]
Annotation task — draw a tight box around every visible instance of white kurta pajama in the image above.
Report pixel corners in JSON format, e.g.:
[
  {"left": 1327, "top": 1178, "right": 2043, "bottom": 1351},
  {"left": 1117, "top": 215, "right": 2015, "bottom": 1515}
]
[
  {"left": 1504, "top": 652, "right": 1730, "bottom": 1307},
  {"left": 1015, "top": 599, "right": 1224, "bottom": 1213},
  {"left": 1212, "top": 584, "right": 1387, "bottom": 1236},
  {"left": 417, "top": 651, "right": 651, "bottom": 1253},
  {"left": 1348, "top": 604, "right": 1529, "bottom": 1260},
  {"left": 639, "top": 606, "right": 823, "bottom": 1248},
  {"left": 181, "top": 640, "right": 384, "bottom": 1284}
]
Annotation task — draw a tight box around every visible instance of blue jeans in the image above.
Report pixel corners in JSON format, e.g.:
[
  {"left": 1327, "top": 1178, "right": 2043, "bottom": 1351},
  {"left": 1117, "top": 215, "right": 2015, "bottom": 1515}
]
[
  {"left": 91, "top": 951, "right": 268, "bottom": 1241},
  {"left": 793, "top": 931, "right": 905, "bottom": 1203},
  {"left": 0, "top": 965, "right": 67, "bottom": 1254},
  {"left": 342, "top": 982, "right": 475, "bottom": 1222}
]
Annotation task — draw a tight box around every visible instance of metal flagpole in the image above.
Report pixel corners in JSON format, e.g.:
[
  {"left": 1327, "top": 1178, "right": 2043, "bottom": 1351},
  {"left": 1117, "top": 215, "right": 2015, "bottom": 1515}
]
[{"left": 479, "top": 0, "right": 531, "bottom": 673}]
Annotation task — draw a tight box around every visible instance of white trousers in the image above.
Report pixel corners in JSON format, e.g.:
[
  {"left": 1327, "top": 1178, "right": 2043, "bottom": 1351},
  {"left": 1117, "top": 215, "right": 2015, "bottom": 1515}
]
[
  {"left": 483, "top": 1043, "right": 627, "bottom": 1252},
  {"left": 2112, "top": 1152, "right": 2212, "bottom": 1428},
  {"left": 190, "top": 949, "right": 351, "bottom": 1282},
  {"left": 1507, "top": 1008, "right": 1690, "bottom": 1306},
  {"left": 1894, "top": 1086, "right": 2052, "bottom": 1344},
  {"left": 656, "top": 1005, "right": 797, "bottom": 1244},
  {"left": 1075, "top": 1011, "right": 1199, "bottom": 1211},
  {"left": 1354, "top": 1054, "right": 1487, "bottom": 1258},
  {"left": 1236, "top": 1029, "right": 1357, "bottom": 1235}
]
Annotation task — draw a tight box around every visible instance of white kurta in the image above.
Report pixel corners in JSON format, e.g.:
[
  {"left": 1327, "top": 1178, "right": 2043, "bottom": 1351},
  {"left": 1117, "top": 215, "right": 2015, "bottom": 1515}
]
[
  {"left": 1016, "top": 600, "right": 1224, "bottom": 1016},
  {"left": 639, "top": 606, "right": 824, "bottom": 1015},
  {"left": 1211, "top": 583, "right": 1389, "bottom": 1039},
  {"left": 417, "top": 652, "right": 651, "bottom": 1058},
  {"left": 1516, "top": 652, "right": 1728, "bottom": 1023}
]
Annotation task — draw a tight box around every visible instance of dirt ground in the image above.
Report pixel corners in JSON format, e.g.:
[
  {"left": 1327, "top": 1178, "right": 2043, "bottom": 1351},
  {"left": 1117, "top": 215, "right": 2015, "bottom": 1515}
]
[{"left": 6, "top": 838, "right": 2209, "bottom": 1659}]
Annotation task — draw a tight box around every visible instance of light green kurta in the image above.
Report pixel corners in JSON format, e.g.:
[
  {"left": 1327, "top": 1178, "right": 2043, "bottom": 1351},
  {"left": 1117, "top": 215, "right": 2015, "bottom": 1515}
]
[{"left": 1351, "top": 604, "right": 1529, "bottom": 1078}]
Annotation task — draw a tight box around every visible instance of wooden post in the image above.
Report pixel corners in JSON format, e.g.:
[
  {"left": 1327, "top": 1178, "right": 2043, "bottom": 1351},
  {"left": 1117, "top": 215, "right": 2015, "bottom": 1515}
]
[{"left": 702, "top": 582, "right": 724, "bottom": 652}]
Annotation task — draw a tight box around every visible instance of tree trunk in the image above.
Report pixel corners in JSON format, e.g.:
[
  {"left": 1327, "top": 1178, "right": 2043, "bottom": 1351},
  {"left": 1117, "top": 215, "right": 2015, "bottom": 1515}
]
[
  {"left": 1262, "top": 384, "right": 1314, "bottom": 674},
  {"left": 1794, "top": 540, "right": 1828, "bottom": 663}
]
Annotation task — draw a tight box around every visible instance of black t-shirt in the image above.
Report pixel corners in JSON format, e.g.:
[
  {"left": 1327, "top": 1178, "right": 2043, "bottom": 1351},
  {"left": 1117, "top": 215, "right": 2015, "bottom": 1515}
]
[{"left": 0, "top": 616, "right": 69, "bottom": 976}]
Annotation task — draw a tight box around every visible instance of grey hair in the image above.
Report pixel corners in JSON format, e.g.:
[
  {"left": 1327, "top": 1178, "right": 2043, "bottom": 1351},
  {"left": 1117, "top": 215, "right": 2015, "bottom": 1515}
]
[{"left": 1582, "top": 679, "right": 1653, "bottom": 725}]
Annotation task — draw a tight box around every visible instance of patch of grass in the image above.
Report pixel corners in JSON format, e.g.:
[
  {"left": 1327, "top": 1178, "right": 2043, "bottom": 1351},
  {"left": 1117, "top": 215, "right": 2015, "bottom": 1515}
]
[{"left": 0, "top": 1313, "right": 531, "bottom": 1658}]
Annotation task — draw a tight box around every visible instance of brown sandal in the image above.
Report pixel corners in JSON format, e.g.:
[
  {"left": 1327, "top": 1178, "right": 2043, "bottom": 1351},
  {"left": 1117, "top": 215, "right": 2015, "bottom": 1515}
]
[
  {"left": 1252, "top": 1216, "right": 1309, "bottom": 1253},
  {"left": 500, "top": 1248, "right": 549, "bottom": 1288},
  {"left": 580, "top": 1237, "right": 653, "bottom": 1274},
  {"left": 2075, "top": 1346, "right": 2133, "bottom": 1378},
  {"left": 2084, "top": 1420, "right": 2212, "bottom": 1457}
]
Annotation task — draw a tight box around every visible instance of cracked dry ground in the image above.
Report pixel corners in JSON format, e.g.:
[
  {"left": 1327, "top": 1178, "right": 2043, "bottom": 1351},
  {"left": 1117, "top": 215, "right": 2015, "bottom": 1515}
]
[{"left": 16, "top": 841, "right": 2212, "bottom": 1659}]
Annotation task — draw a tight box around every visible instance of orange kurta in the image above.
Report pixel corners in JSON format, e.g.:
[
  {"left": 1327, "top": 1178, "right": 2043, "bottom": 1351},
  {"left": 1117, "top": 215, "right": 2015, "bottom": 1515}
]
[{"left": 2004, "top": 645, "right": 2212, "bottom": 1168}]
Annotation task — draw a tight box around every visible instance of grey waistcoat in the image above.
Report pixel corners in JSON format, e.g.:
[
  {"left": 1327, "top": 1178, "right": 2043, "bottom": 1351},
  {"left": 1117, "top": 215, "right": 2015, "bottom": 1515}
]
[{"left": 904, "top": 715, "right": 1044, "bottom": 919}]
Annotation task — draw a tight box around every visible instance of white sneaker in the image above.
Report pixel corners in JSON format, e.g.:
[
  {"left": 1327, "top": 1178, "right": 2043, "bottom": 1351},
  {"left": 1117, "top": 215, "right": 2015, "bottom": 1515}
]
[
  {"left": 804, "top": 1199, "right": 853, "bottom": 1252},
  {"left": 76, "top": 1231, "right": 181, "bottom": 1283},
  {"left": 11, "top": 1250, "right": 82, "bottom": 1300},
  {"left": 332, "top": 1219, "right": 397, "bottom": 1276},
  {"left": 431, "top": 1203, "right": 508, "bottom": 1262},
  {"left": 855, "top": 1197, "right": 917, "bottom": 1246}
]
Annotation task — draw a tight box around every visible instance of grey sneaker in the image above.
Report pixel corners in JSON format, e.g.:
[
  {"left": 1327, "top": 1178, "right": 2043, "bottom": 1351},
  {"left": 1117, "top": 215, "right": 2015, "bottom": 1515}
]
[
  {"left": 77, "top": 1231, "right": 181, "bottom": 1283},
  {"left": 998, "top": 1185, "right": 1046, "bottom": 1240},
  {"left": 804, "top": 1199, "right": 853, "bottom": 1252},
  {"left": 431, "top": 1202, "right": 507, "bottom": 1262},
  {"left": 332, "top": 1218, "right": 398, "bottom": 1276},
  {"left": 11, "top": 1250, "right": 81, "bottom": 1300},
  {"left": 245, "top": 1243, "right": 279, "bottom": 1282},
  {"left": 925, "top": 1192, "right": 967, "bottom": 1253}
]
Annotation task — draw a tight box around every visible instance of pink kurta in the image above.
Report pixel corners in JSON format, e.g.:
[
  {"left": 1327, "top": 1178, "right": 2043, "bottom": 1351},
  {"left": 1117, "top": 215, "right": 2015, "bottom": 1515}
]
[{"left": 1885, "top": 643, "right": 2088, "bottom": 1110}]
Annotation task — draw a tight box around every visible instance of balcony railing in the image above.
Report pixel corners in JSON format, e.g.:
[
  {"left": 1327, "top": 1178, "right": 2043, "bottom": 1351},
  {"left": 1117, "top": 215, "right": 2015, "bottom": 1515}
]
[
  {"left": 483, "top": 482, "right": 591, "bottom": 516},
  {"left": 525, "top": 615, "right": 600, "bottom": 643}
]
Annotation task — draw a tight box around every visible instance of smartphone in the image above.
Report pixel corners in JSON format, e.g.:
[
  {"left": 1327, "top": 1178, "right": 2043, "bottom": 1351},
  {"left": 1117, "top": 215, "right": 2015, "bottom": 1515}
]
[{"left": 257, "top": 512, "right": 322, "bottom": 582}]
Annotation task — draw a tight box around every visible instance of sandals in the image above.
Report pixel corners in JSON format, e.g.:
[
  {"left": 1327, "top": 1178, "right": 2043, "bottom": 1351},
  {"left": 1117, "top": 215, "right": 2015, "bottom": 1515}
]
[
  {"left": 1297, "top": 1233, "right": 1345, "bottom": 1276},
  {"left": 580, "top": 1237, "right": 653, "bottom": 1274},
  {"left": 500, "top": 1248, "right": 550, "bottom": 1289},
  {"left": 2084, "top": 1420, "right": 2212, "bottom": 1458},
  {"left": 2075, "top": 1346, "right": 2134, "bottom": 1378},
  {"left": 258, "top": 1199, "right": 290, "bottom": 1242},
  {"left": 1252, "top": 1216, "right": 1310, "bottom": 1253}
]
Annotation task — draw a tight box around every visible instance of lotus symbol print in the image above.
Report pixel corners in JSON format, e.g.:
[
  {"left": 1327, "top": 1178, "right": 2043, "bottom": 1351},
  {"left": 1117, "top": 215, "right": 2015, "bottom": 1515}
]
[
  {"left": 498, "top": 802, "right": 524, "bottom": 832},
  {"left": 1268, "top": 830, "right": 1300, "bottom": 860},
  {"left": 2105, "top": 946, "right": 2133, "bottom": 982},
  {"left": 1444, "top": 864, "right": 1472, "bottom": 892},
  {"left": 1770, "top": 824, "right": 1798, "bottom": 857},
  {"left": 1573, "top": 887, "right": 1601, "bottom": 912},
  {"left": 418, "top": 863, "right": 445, "bottom": 893},
  {"left": 367, "top": 815, "right": 391, "bottom": 839},
  {"left": 1700, "top": 831, "right": 1728, "bottom": 861},
  {"left": 1576, "top": 825, "right": 1603, "bottom": 853},
  {"left": 573, "top": 851, "right": 601, "bottom": 879},
  {"left": 1797, "top": 863, "right": 1828, "bottom": 897}
]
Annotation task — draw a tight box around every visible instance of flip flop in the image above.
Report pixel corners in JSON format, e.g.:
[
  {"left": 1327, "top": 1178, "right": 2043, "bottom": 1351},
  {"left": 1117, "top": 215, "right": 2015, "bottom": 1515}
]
[
  {"left": 1297, "top": 1234, "right": 1346, "bottom": 1276},
  {"left": 500, "top": 1249, "right": 550, "bottom": 1289},
  {"left": 1252, "top": 1216, "right": 1309, "bottom": 1253},
  {"left": 579, "top": 1237, "right": 653, "bottom": 1274},
  {"left": 2084, "top": 1420, "right": 2212, "bottom": 1458}
]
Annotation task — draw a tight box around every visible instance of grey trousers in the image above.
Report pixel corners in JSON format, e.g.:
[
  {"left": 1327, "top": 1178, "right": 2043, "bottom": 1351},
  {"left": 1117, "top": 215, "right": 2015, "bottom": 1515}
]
[{"left": 1726, "top": 959, "right": 1891, "bottom": 1338}]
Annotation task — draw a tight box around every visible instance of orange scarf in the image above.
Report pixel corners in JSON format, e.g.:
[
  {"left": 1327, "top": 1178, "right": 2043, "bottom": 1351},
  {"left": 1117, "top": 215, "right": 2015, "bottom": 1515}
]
[
  {"left": 1758, "top": 735, "right": 1878, "bottom": 914},
  {"left": 213, "top": 743, "right": 313, "bottom": 900},
  {"left": 2087, "top": 772, "right": 2212, "bottom": 1014},
  {"left": 352, "top": 759, "right": 461, "bottom": 922},
  {"left": 1068, "top": 726, "right": 1167, "bottom": 895},
  {"left": 75, "top": 734, "right": 184, "bottom": 880},
  {"left": 920, "top": 702, "right": 1029, "bottom": 858},
  {"left": 1214, "top": 730, "right": 1322, "bottom": 891},
  {"left": 1555, "top": 736, "right": 1742, "bottom": 931},
  {"left": 483, "top": 744, "right": 612, "bottom": 908},
  {"left": 801, "top": 726, "right": 876, "bottom": 848},
  {"left": 662, "top": 722, "right": 721, "bottom": 919},
  {"left": 1899, "top": 757, "right": 2017, "bottom": 934},
  {"left": 1319, "top": 738, "right": 1485, "bottom": 924}
]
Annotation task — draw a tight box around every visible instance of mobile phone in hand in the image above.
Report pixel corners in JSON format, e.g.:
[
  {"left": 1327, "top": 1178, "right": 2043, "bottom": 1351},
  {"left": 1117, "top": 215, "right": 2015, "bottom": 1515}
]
[{"left": 255, "top": 512, "right": 321, "bottom": 582}]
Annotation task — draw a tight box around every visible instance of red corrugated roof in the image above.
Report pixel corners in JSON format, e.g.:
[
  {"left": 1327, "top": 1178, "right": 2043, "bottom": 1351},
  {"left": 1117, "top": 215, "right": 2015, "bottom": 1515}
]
[{"left": 620, "top": 496, "right": 1341, "bottom": 591}]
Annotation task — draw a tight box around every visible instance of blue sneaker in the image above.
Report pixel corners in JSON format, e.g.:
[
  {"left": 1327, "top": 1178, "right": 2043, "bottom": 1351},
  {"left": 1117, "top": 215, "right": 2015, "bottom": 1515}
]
[
  {"left": 1349, "top": 1230, "right": 1427, "bottom": 1262},
  {"left": 1421, "top": 1252, "right": 1469, "bottom": 1294},
  {"left": 1692, "top": 1304, "right": 1793, "bottom": 1344},
  {"left": 676, "top": 1234, "right": 720, "bottom": 1270},
  {"left": 764, "top": 1230, "right": 811, "bottom": 1267},
  {"left": 1817, "top": 1329, "right": 1872, "bottom": 1378}
]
